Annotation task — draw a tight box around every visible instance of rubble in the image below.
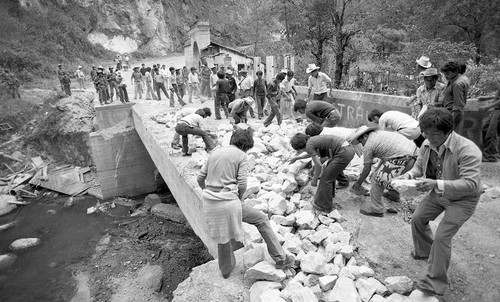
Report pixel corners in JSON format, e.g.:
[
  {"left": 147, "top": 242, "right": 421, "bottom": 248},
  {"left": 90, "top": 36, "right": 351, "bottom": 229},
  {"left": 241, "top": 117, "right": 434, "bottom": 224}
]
[{"left": 0, "top": 194, "right": 18, "bottom": 216}]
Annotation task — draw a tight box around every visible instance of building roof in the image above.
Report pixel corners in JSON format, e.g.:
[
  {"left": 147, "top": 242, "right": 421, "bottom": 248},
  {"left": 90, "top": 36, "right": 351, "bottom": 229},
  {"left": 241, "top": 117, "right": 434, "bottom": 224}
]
[{"left": 201, "top": 42, "right": 253, "bottom": 59}]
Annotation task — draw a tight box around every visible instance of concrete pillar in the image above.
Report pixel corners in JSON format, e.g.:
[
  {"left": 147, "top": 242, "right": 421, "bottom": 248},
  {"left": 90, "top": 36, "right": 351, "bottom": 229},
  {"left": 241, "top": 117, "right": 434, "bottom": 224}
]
[{"left": 265, "top": 56, "right": 276, "bottom": 83}]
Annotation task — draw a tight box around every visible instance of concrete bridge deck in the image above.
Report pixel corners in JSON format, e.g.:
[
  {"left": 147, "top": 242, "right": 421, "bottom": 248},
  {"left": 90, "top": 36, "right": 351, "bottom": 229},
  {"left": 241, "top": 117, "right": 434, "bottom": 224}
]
[{"left": 89, "top": 90, "right": 498, "bottom": 260}]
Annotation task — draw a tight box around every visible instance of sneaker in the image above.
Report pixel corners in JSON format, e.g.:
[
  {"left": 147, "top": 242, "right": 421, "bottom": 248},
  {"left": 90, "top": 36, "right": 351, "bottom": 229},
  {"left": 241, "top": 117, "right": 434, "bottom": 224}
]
[
  {"left": 359, "top": 208, "right": 384, "bottom": 217},
  {"left": 336, "top": 182, "right": 349, "bottom": 189},
  {"left": 275, "top": 255, "right": 294, "bottom": 269}
]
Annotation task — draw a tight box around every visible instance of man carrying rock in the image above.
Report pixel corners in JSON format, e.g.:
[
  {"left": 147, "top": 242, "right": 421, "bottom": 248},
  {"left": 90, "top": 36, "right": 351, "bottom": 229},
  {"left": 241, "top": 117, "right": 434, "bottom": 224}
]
[
  {"left": 293, "top": 99, "right": 341, "bottom": 128},
  {"left": 396, "top": 108, "right": 482, "bottom": 297},
  {"left": 367, "top": 109, "right": 425, "bottom": 147},
  {"left": 228, "top": 97, "right": 254, "bottom": 124},
  {"left": 349, "top": 126, "right": 417, "bottom": 216}
]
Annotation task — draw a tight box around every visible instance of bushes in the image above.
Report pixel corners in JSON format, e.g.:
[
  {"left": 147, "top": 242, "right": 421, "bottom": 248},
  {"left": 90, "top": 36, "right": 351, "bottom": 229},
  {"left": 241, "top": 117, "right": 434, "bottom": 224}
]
[{"left": 467, "top": 59, "right": 500, "bottom": 96}]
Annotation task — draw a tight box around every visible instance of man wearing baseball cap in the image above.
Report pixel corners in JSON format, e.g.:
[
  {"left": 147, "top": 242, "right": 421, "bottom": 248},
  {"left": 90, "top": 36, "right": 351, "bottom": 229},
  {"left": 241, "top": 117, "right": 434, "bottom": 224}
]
[{"left": 414, "top": 67, "right": 445, "bottom": 118}]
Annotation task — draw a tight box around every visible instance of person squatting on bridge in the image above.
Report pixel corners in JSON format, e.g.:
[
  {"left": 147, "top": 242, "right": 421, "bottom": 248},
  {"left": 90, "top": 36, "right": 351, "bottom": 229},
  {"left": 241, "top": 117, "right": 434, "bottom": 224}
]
[
  {"left": 478, "top": 89, "right": 500, "bottom": 162},
  {"left": 197, "top": 128, "right": 294, "bottom": 278},
  {"left": 170, "top": 107, "right": 211, "bottom": 150},
  {"left": 174, "top": 108, "right": 216, "bottom": 156},
  {"left": 289, "top": 133, "right": 354, "bottom": 213},
  {"left": 349, "top": 126, "right": 418, "bottom": 217},
  {"left": 293, "top": 100, "right": 341, "bottom": 128},
  {"left": 368, "top": 109, "right": 425, "bottom": 148},
  {"left": 395, "top": 108, "right": 482, "bottom": 297}
]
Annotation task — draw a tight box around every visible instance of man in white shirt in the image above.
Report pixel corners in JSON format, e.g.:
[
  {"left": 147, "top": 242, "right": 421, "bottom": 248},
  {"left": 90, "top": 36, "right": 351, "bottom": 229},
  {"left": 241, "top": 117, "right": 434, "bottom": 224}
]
[
  {"left": 368, "top": 109, "right": 425, "bottom": 147},
  {"left": 175, "top": 108, "right": 215, "bottom": 156},
  {"left": 188, "top": 67, "right": 200, "bottom": 103},
  {"left": 238, "top": 69, "right": 255, "bottom": 118},
  {"left": 306, "top": 64, "right": 332, "bottom": 101}
]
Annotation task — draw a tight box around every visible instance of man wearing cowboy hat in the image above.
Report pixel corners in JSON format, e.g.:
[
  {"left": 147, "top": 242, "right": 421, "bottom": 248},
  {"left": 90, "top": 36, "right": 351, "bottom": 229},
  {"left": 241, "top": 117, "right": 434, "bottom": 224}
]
[
  {"left": 228, "top": 97, "right": 255, "bottom": 124},
  {"left": 414, "top": 68, "right": 445, "bottom": 118},
  {"left": 349, "top": 126, "right": 417, "bottom": 216},
  {"left": 306, "top": 63, "right": 332, "bottom": 101}
]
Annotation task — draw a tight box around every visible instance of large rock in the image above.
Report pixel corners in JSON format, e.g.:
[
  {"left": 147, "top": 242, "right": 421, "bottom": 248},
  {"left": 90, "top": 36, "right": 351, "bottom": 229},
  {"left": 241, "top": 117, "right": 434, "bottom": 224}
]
[
  {"left": 384, "top": 276, "right": 413, "bottom": 295},
  {"left": 348, "top": 265, "right": 375, "bottom": 279},
  {"left": 319, "top": 275, "right": 338, "bottom": 291},
  {"left": 244, "top": 246, "right": 265, "bottom": 270},
  {"left": 281, "top": 279, "right": 318, "bottom": 302},
  {"left": 172, "top": 250, "right": 249, "bottom": 302},
  {"left": 143, "top": 194, "right": 161, "bottom": 210},
  {"left": 0, "top": 254, "right": 17, "bottom": 270},
  {"left": 385, "top": 293, "right": 409, "bottom": 302},
  {"left": 340, "top": 245, "right": 355, "bottom": 259},
  {"left": 244, "top": 177, "right": 262, "bottom": 199},
  {"left": 295, "top": 211, "right": 317, "bottom": 229},
  {"left": 325, "top": 276, "right": 361, "bottom": 302},
  {"left": 249, "top": 281, "right": 282, "bottom": 302},
  {"left": 243, "top": 223, "right": 263, "bottom": 244},
  {"left": 268, "top": 195, "right": 287, "bottom": 215},
  {"left": 245, "top": 261, "right": 287, "bottom": 283},
  {"left": 0, "top": 195, "right": 18, "bottom": 216},
  {"left": 308, "top": 229, "right": 331, "bottom": 245},
  {"left": 355, "top": 278, "right": 379, "bottom": 302},
  {"left": 150, "top": 203, "right": 187, "bottom": 224},
  {"left": 300, "top": 252, "right": 326, "bottom": 274},
  {"left": 9, "top": 238, "right": 41, "bottom": 250},
  {"left": 283, "top": 234, "right": 303, "bottom": 255},
  {"left": 369, "top": 295, "right": 386, "bottom": 302},
  {"left": 408, "top": 289, "right": 439, "bottom": 302}
]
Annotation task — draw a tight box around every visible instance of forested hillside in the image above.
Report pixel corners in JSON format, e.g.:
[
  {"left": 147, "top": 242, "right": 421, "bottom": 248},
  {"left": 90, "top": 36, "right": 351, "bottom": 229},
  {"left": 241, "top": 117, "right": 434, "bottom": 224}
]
[{"left": 0, "top": 0, "right": 499, "bottom": 94}]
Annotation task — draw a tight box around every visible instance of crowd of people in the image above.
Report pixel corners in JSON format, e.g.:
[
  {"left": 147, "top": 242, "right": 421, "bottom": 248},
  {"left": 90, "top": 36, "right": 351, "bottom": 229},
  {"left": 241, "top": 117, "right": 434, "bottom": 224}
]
[{"left": 187, "top": 57, "right": 499, "bottom": 300}]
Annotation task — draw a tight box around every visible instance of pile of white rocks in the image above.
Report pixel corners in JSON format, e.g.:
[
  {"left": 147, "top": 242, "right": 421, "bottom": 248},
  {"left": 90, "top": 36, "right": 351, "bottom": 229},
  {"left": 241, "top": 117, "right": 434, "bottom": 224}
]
[{"left": 187, "top": 121, "right": 437, "bottom": 302}]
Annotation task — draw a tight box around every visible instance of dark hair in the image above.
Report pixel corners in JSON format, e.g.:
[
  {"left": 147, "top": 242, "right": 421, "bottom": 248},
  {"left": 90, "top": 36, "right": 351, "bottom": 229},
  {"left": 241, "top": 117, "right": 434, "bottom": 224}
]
[
  {"left": 195, "top": 109, "right": 206, "bottom": 117},
  {"left": 256, "top": 70, "right": 263, "bottom": 76},
  {"left": 459, "top": 63, "right": 467, "bottom": 74},
  {"left": 287, "top": 70, "right": 294, "bottom": 77},
  {"left": 146, "top": 67, "right": 151, "bottom": 72},
  {"left": 276, "top": 73, "right": 285, "bottom": 81},
  {"left": 230, "top": 129, "right": 254, "bottom": 152},
  {"left": 290, "top": 133, "right": 310, "bottom": 150},
  {"left": 217, "top": 71, "right": 225, "bottom": 79},
  {"left": 305, "top": 123, "right": 323, "bottom": 136},
  {"left": 419, "top": 108, "right": 453, "bottom": 134},
  {"left": 190, "top": 67, "right": 196, "bottom": 71},
  {"left": 441, "top": 62, "right": 460, "bottom": 73},
  {"left": 367, "top": 109, "right": 383, "bottom": 122},
  {"left": 169, "top": 67, "right": 175, "bottom": 71},
  {"left": 202, "top": 107, "right": 212, "bottom": 117},
  {"left": 293, "top": 99, "right": 307, "bottom": 112}
]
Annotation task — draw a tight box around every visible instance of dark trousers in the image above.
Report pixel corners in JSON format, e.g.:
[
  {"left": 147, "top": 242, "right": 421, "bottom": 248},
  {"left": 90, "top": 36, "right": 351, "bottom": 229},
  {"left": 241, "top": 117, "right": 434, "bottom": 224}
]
[
  {"left": 156, "top": 82, "right": 169, "bottom": 101},
  {"left": 63, "top": 83, "right": 71, "bottom": 96},
  {"left": 482, "top": 109, "right": 500, "bottom": 160},
  {"left": 171, "top": 84, "right": 186, "bottom": 106},
  {"left": 177, "top": 84, "right": 185, "bottom": 98},
  {"left": 452, "top": 109, "right": 464, "bottom": 133},
  {"left": 201, "top": 79, "right": 211, "bottom": 97},
  {"left": 215, "top": 94, "right": 229, "bottom": 119},
  {"left": 314, "top": 146, "right": 354, "bottom": 212},
  {"left": 255, "top": 95, "right": 266, "bottom": 118},
  {"left": 118, "top": 85, "right": 129, "bottom": 103},
  {"left": 313, "top": 92, "right": 327, "bottom": 101},
  {"left": 175, "top": 123, "right": 214, "bottom": 154},
  {"left": 411, "top": 191, "right": 478, "bottom": 295},
  {"left": 263, "top": 98, "right": 282, "bottom": 127}
]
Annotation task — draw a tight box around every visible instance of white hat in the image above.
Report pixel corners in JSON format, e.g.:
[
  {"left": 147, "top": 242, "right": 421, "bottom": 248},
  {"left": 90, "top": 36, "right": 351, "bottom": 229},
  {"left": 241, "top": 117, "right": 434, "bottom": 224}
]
[
  {"left": 306, "top": 64, "right": 320, "bottom": 73},
  {"left": 78, "top": 66, "right": 82, "bottom": 69},
  {"left": 416, "top": 56, "right": 432, "bottom": 68},
  {"left": 243, "top": 97, "right": 254, "bottom": 107},
  {"left": 281, "top": 68, "right": 288, "bottom": 73},
  {"left": 422, "top": 67, "right": 438, "bottom": 77},
  {"left": 226, "top": 69, "right": 233, "bottom": 75},
  {"left": 348, "top": 125, "right": 378, "bottom": 145}
]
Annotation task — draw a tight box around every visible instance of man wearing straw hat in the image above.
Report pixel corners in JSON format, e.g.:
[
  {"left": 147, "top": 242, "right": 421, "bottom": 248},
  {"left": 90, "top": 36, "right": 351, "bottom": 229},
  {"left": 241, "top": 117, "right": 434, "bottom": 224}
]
[{"left": 305, "top": 63, "right": 332, "bottom": 101}]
